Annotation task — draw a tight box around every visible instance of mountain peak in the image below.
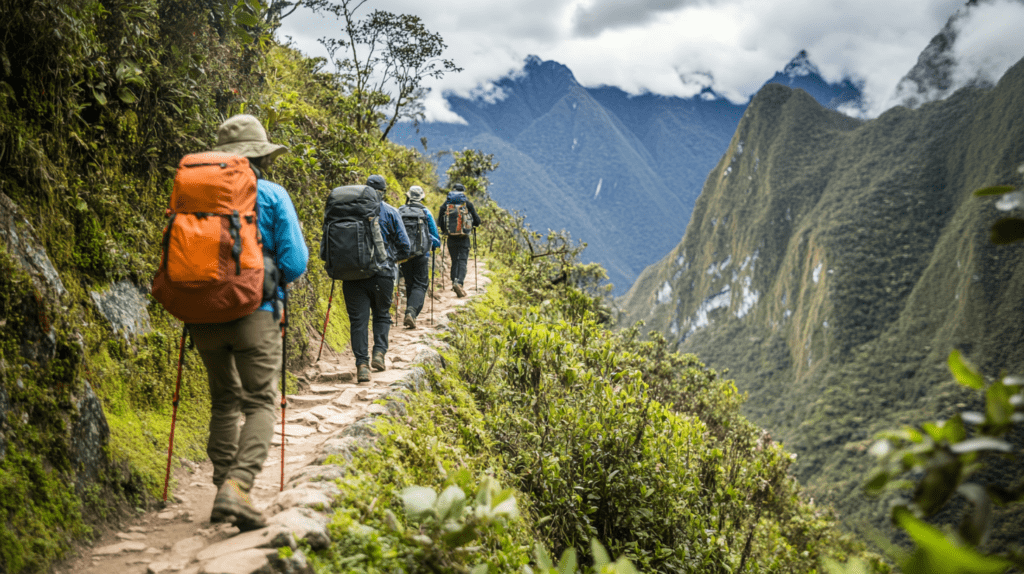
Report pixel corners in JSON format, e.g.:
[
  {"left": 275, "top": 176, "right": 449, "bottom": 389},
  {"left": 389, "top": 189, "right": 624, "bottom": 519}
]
[{"left": 783, "top": 50, "right": 820, "bottom": 78}]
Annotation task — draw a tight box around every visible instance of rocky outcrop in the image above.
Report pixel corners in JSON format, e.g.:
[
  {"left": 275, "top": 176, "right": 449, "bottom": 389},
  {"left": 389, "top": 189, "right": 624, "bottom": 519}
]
[
  {"left": 0, "top": 191, "right": 65, "bottom": 362},
  {"left": 90, "top": 280, "right": 153, "bottom": 340}
]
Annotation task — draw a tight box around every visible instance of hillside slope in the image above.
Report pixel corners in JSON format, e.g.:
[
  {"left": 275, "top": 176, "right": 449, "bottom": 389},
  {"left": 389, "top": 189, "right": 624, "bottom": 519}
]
[{"left": 619, "top": 57, "right": 1024, "bottom": 538}]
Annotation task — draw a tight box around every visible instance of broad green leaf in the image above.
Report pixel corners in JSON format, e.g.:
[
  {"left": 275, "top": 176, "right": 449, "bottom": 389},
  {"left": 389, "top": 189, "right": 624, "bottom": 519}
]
[
  {"left": 990, "top": 218, "right": 1024, "bottom": 245},
  {"left": 400, "top": 486, "right": 437, "bottom": 521},
  {"left": 973, "top": 185, "right": 1015, "bottom": 196},
  {"left": 92, "top": 89, "right": 107, "bottom": 106},
  {"left": 922, "top": 422, "right": 944, "bottom": 441},
  {"left": 822, "top": 557, "right": 870, "bottom": 574},
  {"left": 557, "top": 548, "right": 577, "bottom": 574},
  {"left": 985, "top": 382, "right": 1014, "bottom": 427},
  {"left": 865, "top": 470, "right": 891, "bottom": 494},
  {"left": 941, "top": 415, "right": 967, "bottom": 444},
  {"left": 949, "top": 351, "right": 985, "bottom": 390},
  {"left": 913, "top": 453, "right": 960, "bottom": 515},
  {"left": 949, "top": 437, "right": 1013, "bottom": 455},
  {"left": 442, "top": 524, "right": 478, "bottom": 548},
  {"left": 235, "top": 11, "right": 259, "bottom": 27},
  {"left": 491, "top": 494, "right": 519, "bottom": 520},
  {"left": 534, "top": 544, "right": 555, "bottom": 570},
  {"left": 957, "top": 483, "right": 993, "bottom": 547},
  {"left": 117, "top": 87, "right": 137, "bottom": 104},
  {"left": 894, "top": 506, "right": 1010, "bottom": 574},
  {"left": 590, "top": 538, "right": 611, "bottom": 567},
  {"left": 470, "top": 565, "right": 489, "bottom": 574},
  {"left": 435, "top": 485, "right": 466, "bottom": 522}
]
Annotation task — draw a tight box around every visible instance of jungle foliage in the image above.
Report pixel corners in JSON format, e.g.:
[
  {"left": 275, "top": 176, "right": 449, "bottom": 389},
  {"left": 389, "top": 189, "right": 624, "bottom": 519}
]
[{"left": 0, "top": 0, "right": 441, "bottom": 570}]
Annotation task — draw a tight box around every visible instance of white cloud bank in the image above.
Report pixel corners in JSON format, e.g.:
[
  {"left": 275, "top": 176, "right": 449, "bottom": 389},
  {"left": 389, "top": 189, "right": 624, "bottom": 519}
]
[{"left": 277, "top": 0, "right": 1024, "bottom": 121}]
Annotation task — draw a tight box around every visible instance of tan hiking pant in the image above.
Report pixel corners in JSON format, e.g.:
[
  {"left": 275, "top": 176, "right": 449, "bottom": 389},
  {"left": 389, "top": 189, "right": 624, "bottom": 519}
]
[{"left": 189, "top": 310, "right": 281, "bottom": 489}]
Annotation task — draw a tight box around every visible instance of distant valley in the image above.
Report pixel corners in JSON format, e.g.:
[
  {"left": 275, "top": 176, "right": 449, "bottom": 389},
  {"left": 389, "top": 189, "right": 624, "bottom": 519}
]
[{"left": 391, "top": 52, "right": 860, "bottom": 293}]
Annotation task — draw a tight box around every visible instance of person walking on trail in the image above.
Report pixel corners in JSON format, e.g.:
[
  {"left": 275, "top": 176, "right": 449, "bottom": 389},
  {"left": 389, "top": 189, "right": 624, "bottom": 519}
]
[
  {"left": 399, "top": 185, "right": 441, "bottom": 329},
  {"left": 186, "top": 115, "right": 308, "bottom": 531},
  {"left": 438, "top": 183, "right": 481, "bottom": 297},
  {"left": 341, "top": 175, "right": 411, "bottom": 383}
]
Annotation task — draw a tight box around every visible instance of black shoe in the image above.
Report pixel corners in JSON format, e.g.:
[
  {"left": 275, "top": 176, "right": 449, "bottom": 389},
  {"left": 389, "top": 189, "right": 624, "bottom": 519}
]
[
  {"left": 371, "top": 351, "right": 386, "bottom": 372},
  {"left": 357, "top": 364, "right": 371, "bottom": 383},
  {"left": 404, "top": 312, "right": 416, "bottom": 329}
]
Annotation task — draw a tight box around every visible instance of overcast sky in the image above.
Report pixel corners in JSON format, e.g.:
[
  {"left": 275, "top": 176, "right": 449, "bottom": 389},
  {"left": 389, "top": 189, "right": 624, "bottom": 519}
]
[{"left": 277, "top": 0, "right": 1024, "bottom": 121}]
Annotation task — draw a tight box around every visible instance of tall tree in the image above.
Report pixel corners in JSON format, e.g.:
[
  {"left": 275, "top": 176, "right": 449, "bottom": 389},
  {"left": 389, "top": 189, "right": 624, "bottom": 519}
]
[{"left": 316, "top": 1, "right": 460, "bottom": 139}]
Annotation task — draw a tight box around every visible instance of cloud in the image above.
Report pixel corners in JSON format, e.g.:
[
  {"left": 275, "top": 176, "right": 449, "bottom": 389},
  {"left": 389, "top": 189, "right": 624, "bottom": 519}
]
[
  {"left": 571, "top": 0, "right": 690, "bottom": 37},
  {"left": 277, "top": 0, "right": 1019, "bottom": 122},
  {"left": 951, "top": 0, "right": 1024, "bottom": 87}
]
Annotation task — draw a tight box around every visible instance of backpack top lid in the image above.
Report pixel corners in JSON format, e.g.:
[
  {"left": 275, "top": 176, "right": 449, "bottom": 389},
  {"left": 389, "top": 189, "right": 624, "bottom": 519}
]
[
  {"left": 171, "top": 152, "right": 256, "bottom": 214},
  {"left": 447, "top": 191, "right": 468, "bottom": 204},
  {"left": 325, "top": 184, "right": 380, "bottom": 220}
]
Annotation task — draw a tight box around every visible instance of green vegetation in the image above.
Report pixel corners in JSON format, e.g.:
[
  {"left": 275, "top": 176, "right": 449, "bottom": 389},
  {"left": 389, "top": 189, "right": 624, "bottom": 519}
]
[
  {"left": 619, "top": 57, "right": 1024, "bottom": 556},
  {"left": 0, "top": 0, "right": 443, "bottom": 570},
  {"left": 0, "top": 0, "right": 884, "bottom": 572}
]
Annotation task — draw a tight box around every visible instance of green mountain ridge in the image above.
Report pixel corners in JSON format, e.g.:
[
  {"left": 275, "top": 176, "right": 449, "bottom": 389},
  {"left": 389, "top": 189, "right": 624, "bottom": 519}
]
[{"left": 619, "top": 57, "right": 1024, "bottom": 539}]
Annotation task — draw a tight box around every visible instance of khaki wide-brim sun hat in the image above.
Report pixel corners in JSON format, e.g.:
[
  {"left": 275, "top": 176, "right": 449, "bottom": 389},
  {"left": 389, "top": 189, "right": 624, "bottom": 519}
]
[{"left": 212, "top": 114, "right": 288, "bottom": 163}]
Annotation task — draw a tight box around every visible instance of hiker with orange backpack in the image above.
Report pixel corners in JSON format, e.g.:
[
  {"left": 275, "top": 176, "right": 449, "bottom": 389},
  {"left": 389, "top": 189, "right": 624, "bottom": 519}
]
[
  {"left": 437, "top": 183, "right": 481, "bottom": 297},
  {"left": 152, "top": 114, "right": 308, "bottom": 531}
]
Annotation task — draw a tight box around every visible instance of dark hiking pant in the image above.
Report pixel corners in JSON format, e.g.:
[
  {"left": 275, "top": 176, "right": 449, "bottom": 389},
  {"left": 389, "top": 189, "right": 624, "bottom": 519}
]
[
  {"left": 400, "top": 253, "right": 430, "bottom": 318},
  {"left": 342, "top": 273, "right": 394, "bottom": 365},
  {"left": 190, "top": 310, "right": 280, "bottom": 490},
  {"left": 447, "top": 235, "right": 471, "bottom": 286}
]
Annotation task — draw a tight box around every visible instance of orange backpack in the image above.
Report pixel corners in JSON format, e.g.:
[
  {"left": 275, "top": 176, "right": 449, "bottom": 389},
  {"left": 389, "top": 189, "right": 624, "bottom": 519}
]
[{"left": 152, "top": 152, "right": 264, "bottom": 324}]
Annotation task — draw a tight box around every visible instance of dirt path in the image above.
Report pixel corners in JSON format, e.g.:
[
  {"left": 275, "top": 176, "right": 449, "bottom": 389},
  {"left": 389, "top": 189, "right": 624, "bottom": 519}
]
[{"left": 59, "top": 258, "right": 490, "bottom": 574}]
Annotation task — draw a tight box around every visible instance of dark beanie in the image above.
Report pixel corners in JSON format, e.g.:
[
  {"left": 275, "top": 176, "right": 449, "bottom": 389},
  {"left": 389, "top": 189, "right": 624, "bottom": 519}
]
[
  {"left": 366, "top": 174, "right": 387, "bottom": 191},
  {"left": 453, "top": 183, "right": 465, "bottom": 192}
]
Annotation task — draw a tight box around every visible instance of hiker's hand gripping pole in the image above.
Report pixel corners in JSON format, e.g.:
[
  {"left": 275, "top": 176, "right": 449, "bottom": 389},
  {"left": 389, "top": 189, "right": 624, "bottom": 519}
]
[
  {"left": 162, "top": 326, "right": 188, "bottom": 503},
  {"left": 315, "top": 280, "right": 335, "bottom": 363}
]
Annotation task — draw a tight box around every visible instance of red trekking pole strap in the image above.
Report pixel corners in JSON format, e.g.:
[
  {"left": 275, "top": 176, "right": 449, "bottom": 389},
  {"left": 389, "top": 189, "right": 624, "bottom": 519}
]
[
  {"left": 162, "top": 326, "right": 188, "bottom": 503},
  {"left": 315, "top": 280, "right": 335, "bottom": 363}
]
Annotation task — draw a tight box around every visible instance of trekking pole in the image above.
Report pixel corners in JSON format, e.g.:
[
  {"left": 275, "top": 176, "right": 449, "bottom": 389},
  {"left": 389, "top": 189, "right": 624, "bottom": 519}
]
[
  {"left": 473, "top": 228, "right": 478, "bottom": 292},
  {"left": 430, "top": 249, "right": 435, "bottom": 325},
  {"left": 315, "top": 280, "right": 335, "bottom": 363},
  {"left": 162, "top": 325, "right": 188, "bottom": 504},
  {"left": 394, "top": 275, "right": 402, "bottom": 324},
  {"left": 440, "top": 236, "right": 447, "bottom": 290},
  {"left": 280, "top": 284, "right": 289, "bottom": 492}
]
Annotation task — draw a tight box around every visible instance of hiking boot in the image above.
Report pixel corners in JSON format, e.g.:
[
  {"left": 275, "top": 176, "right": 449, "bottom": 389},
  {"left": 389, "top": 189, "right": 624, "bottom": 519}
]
[
  {"left": 404, "top": 312, "right": 416, "bottom": 329},
  {"left": 357, "top": 363, "right": 371, "bottom": 383},
  {"left": 210, "top": 478, "right": 266, "bottom": 532},
  {"left": 371, "top": 351, "right": 386, "bottom": 372},
  {"left": 453, "top": 283, "right": 466, "bottom": 298}
]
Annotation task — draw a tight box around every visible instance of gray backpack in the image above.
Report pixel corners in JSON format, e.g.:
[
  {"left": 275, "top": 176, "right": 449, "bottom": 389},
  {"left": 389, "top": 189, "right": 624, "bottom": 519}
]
[{"left": 398, "top": 203, "right": 431, "bottom": 258}]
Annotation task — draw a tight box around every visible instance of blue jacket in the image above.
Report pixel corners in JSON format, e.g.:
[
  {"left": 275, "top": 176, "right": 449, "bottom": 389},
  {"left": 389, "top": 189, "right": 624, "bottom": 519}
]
[
  {"left": 257, "top": 179, "right": 308, "bottom": 312},
  {"left": 438, "top": 191, "right": 481, "bottom": 235},
  {"left": 378, "top": 201, "right": 412, "bottom": 276}
]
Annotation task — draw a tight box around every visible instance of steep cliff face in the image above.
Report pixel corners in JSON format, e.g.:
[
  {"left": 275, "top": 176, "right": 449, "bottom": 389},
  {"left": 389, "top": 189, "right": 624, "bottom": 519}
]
[{"left": 619, "top": 57, "right": 1024, "bottom": 532}]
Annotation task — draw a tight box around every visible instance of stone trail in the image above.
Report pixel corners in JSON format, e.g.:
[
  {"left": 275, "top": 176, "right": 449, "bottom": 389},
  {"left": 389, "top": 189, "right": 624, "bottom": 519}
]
[{"left": 60, "top": 261, "right": 490, "bottom": 574}]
